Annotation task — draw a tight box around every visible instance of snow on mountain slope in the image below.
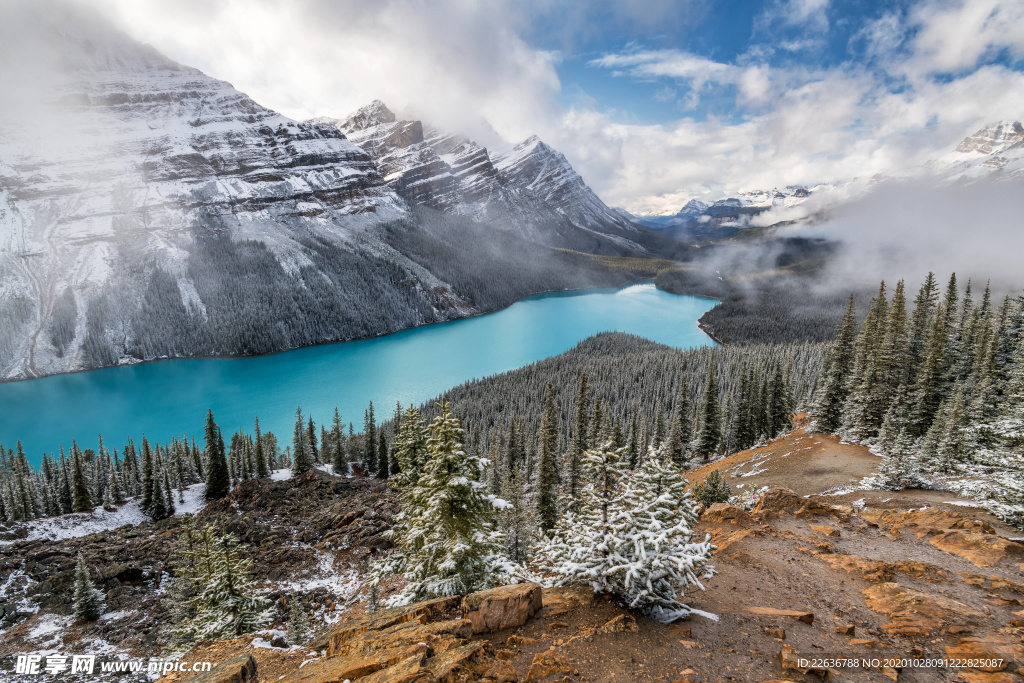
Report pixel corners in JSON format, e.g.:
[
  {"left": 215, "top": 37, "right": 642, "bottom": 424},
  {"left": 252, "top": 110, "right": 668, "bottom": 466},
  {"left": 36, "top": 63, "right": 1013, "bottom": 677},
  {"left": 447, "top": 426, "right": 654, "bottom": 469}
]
[
  {"left": 0, "top": 5, "right": 481, "bottom": 381},
  {"left": 314, "top": 101, "right": 644, "bottom": 251},
  {"left": 935, "top": 120, "right": 1024, "bottom": 181}
]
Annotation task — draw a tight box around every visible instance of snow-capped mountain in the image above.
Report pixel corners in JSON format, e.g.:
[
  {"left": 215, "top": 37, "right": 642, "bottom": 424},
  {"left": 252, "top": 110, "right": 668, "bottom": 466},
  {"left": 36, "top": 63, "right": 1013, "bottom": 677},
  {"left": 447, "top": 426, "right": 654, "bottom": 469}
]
[
  {"left": 312, "top": 101, "right": 643, "bottom": 251},
  {"left": 0, "top": 6, "right": 516, "bottom": 381},
  {"left": 934, "top": 120, "right": 1024, "bottom": 181}
]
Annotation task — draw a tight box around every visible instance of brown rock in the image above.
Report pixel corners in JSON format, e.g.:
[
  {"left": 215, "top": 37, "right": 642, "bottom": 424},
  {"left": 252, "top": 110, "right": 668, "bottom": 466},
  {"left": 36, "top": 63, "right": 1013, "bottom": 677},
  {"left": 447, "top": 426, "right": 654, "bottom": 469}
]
[
  {"left": 713, "top": 528, "right": 756, "bottom": 553},
  {"left": 944, "top": 643, "right": 1008, "bottom": 672},
  {"left": 809, "top": 525, "right": 840, "bottom": 538},
  {"left": 549, "top": 621, "right": 569, "bottom": 630},
  {"left": 929, "top": 531, "right": 1024, "bottom": 567},
  {"left": 835, "top": 624, "right": 855, "bottom": 635},
  {"left": 325, "top": 596, "right": 459, "bottom": 655},
  {"left": 675, "top": 669, "right": 697, "bottom": 683},
  {"left": 849, "top": 639, "right": 877, "bottom": 648},
  {"left": 283, "top": 646, "right": 427, "bottom": 683},
  {"left": 764, "top": 627, "right": 786, "bottom": 640},
  {"left": 462, "top": 583, "right": 543, "bottom": 634},
  {"left": 779, "top": 645, "right": 829, "bottom": 679},
  {"left": 678, "top": 640, "right": 700, "bottom": 649},
  {"left": 597, "top": 614, "right": 638, "bottom": 634},
  {"left": 702, "top": 503, "right": 754, "bottom": 525},
  {"left": 508, "top": 634, "right": 539, "bottom": 645},
  {"left": 675, "top": 625, "right": 692, "bottom": 638},
  {"left": 754, "top": 488, "right": 831, "bottom": 515},
  {"left": 182, "top": 655, "right": 256, "bottom": 683},
  {"left": 862, "top": 582, "right": 981, "bottom": 636},
  {"left": 745, "top": 606, "right": 814, "bottom": 624},
  {"left": 526, "top": 651, "right": 573, "bottom": 682},
  {"left": 427, "top": 642, "right": 485, "bottom": 682},
  {"left": 485, "top": 659, "right": 519, "bottom": 683},
  {"left": 538, "top": 586, "right": 594, "bottom": 618},
  {"left": 356, "top": 653, "right": 430, "bottom": 683}
]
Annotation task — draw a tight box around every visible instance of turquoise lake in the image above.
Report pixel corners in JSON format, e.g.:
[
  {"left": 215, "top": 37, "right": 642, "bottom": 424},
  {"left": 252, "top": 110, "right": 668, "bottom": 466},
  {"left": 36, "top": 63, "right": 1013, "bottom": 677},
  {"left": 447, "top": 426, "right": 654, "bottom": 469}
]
[{"left": 0, "top": 281, "right": 717, "bottom": 467}]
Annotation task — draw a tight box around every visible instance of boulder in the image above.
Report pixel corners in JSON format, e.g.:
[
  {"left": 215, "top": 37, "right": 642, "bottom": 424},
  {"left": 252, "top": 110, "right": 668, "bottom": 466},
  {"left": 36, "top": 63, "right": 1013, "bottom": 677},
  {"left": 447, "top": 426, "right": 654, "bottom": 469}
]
[
  {"left": 356, "top": 653, "right": 431, "bottom": 683},
  {"left": 426, "top": 642, "right": 485, "bottom": 682},
  {"left": 325, "top": 596, "right": 460, "bottom": 655},
  {"left": 702, "top": 503, "right": 754, "bottom": 526},
  {"left": 539, "top": 586, "right": 594, "bottom": 618},
  {"left": 462, "top": 583, "right": 543, "bottom": 634},
  {"left": 182, "top": 655, "right": 256, "bottom": 683},
  {"left": 753, "top": 488, "right": 831, "bottom": 515},
  {"left": 861, "top": 582, "right": 981, "bottom": 636}
]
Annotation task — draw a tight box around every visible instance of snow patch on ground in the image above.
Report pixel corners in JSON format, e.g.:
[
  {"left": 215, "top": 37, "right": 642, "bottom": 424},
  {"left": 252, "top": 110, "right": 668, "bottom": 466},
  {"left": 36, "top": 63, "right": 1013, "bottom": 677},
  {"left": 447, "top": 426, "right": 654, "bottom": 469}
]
[
  {"left": 0, "top": 484, "right": 206, "bottom": 545},
  {"left": 270, "top": 468, "right": 294, "bottom": 481}
]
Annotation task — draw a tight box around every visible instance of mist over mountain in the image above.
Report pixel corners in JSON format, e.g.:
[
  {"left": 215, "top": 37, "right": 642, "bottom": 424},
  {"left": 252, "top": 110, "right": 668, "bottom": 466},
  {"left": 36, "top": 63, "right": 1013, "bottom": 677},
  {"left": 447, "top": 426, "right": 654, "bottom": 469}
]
[{"left": 0, "top": 2, "right": 659, "bottom": 381}]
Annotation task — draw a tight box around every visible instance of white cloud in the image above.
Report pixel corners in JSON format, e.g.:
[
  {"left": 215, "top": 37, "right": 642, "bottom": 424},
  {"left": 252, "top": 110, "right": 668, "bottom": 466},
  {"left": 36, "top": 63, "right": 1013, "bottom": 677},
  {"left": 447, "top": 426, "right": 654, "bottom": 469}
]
[{"left": 57, "top": 0, "right": 1024, "bottom": 217}]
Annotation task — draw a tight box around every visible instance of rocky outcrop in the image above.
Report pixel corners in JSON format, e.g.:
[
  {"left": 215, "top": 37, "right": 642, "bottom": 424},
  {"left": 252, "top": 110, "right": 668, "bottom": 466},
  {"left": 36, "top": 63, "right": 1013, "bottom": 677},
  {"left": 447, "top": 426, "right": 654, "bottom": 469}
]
[
  {"left": 290, "top": 592, "right": 538, "bottom": 683},
  {"left": 461, "top": 583, "right": 543, "bottom": 634}
]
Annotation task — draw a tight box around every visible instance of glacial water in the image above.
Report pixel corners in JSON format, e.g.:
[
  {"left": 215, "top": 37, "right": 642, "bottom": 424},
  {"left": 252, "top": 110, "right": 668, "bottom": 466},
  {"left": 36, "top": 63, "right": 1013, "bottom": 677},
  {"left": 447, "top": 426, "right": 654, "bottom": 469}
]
[{"left": 1, "top": 281, "right": 717, "bottom": 467}]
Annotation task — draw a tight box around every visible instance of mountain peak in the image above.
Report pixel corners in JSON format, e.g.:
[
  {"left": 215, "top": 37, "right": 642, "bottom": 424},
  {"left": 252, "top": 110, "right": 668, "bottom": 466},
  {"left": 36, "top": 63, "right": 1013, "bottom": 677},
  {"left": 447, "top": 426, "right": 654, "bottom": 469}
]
[
  {"left": 341, "top": 99, "right": 397, "bottom": 132},
  {"left": 955, "top": 120, "right": 1024, "bottom": 154}
]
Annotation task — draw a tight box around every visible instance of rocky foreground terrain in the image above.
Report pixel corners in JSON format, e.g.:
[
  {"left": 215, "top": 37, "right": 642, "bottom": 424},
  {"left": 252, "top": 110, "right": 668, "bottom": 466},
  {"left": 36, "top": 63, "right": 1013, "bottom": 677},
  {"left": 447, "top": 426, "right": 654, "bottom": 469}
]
[{"left": 3, "top": 429, "right": 1023, "bottom": 682}]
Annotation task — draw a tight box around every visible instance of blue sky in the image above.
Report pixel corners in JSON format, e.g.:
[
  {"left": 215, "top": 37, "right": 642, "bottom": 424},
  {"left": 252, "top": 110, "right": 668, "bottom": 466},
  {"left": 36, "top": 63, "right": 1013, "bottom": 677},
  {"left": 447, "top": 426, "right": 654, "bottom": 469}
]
[{"left": 94, "top": 0, "right": 1024, "bottom": 213}]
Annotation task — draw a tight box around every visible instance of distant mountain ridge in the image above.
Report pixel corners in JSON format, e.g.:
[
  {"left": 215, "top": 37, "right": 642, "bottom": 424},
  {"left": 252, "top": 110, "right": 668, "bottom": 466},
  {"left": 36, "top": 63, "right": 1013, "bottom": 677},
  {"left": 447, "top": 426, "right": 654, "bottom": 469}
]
[{"left": 311, "top": 101, "right": 644, "bottom": 253}]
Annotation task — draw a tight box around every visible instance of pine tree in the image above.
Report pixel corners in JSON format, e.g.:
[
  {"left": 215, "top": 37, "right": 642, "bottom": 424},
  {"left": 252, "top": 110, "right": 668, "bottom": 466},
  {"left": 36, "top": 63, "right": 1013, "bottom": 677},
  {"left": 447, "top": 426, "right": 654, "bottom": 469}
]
[
  {"left": 305, "top": 417, "right": 319, "bottom": 464},
  {"left": 766, "top": 362, "right": 792, "bottom": 438},
  {"left": 73, "top": 555, "right": 104, "bottom": 621},
  {"left": 291, "top": 407, "right": 313, "bottom": 476},
  {"left": 329, "top": 409, "right": 346, "bottom": 475},
  {"left": 168, "top": 522, "right": 270, "bottom": 641},
  {"left": 288, "top": 597, "right": 311, "bottom": 646},
  {"left": 537, "top": 444, "right": 712, "bottom": 622},
  {"left": 254, "top": 418, "right": 269, "bottom": 479},
  {"left": 370, "top": 398, "right": 506, "bottom": 605},
  {"left": 568, "top": 373, "right": 591, "bottom": 502},
  {"left": 694, "top": 367, "right": 721, "bottom": 460},
  {"left": 908, "top": 272, "right": 938, "bottom": 374},
  {"left": 872, "top": 430, "right": 925, "bottom": 491},
  {"left": 811, "top": 295, "right": 857, "bottom": 432},
  {"left": 665, "top": 389, "right": 691, "bottom": 467},
  {"left": 536, "top": 383, "right": 560, "bottom": 530},
  {"left": 392, "top": 406, "right": 429, "bottom": 489},
  {"left": 204, "top": 411, "right": 230, "bottom": 500},
  {"left": 909, "top": 303, "right": 949, "bottom": 436},
  {"left": 693, "top": 469, "right": 731, "bottom": 508},
  {"left": 70, "top": 442, "right": 93, "bottom": 513},
  {"left": 363, "top": 403, "right": 378, "bottom": 475}
]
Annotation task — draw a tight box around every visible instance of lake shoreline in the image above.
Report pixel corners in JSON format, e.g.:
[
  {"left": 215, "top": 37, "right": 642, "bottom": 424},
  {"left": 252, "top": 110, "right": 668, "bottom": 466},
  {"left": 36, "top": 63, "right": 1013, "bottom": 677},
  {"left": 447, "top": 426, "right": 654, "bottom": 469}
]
[{"left": 2, "top": 277, "right": 720, "bottom": 385}]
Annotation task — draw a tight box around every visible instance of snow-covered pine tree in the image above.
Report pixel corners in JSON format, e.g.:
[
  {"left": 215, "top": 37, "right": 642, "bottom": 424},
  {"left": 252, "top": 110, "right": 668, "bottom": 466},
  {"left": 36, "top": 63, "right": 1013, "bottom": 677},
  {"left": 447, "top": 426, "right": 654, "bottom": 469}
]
[
  {"left": 73, "top": 555, "right": 104, "bottom": 621},
  {"left": 168, "top": 522, "right": 270, "bottom": 641},
  {"left": 872, "top": 429, "right": 925, "bottom": 490},
  {"left": 370, "top": 398, "right": 507, "bottom": 606},
  {"left": 614, "top": 447, "right": 713, "bottom": 621},
  {"left": 288, "top": 597, "right": 311, "bottom": 646},
  {"left": 665, "top": 388, "right": 691, "bottom": 467}
]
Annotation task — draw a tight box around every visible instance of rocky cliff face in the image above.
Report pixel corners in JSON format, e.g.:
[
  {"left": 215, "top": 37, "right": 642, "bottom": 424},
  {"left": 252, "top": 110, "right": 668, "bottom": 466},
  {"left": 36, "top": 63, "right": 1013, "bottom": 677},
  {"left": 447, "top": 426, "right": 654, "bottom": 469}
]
[
  {"left": 313, "top": 101, "right": 645, "bottom": 252},
  {"left": 942, "top": 120, "right": 1024, "bottom": 180}
]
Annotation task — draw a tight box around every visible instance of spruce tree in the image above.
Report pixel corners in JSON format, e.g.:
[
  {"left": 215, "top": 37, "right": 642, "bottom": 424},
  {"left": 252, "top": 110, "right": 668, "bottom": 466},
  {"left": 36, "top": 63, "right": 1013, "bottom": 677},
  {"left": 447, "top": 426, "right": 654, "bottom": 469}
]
[
  {"left": 811, "top": 295, "right": 857, "bottom": 432},
  {"left": 305, "top": 417, "right": 319, "bottom": 464},
  {"left": 330, "top": 409, "right": 347, "bottom": 475},
  {"left": 392, "top": 406, "right": 429, "bottom": 489},
  {"left": 204, "top": 411, "right": 230, "bottom": 500},
  {"left": 568, "top": 373, "right": 591, "bottom": 502},
  {"left": 693, "top": 469, "right": 731, "bottom": 508},
  {"left": 665, "top": 389, "right": 691, "bottom": 466},
  {"left": 364, "top": 403, "right": 378, "bottom": 475},
  {"left": 291, "top": 407, "right": 313, "bottom": 476},
  {"left": 370, "top": 398, "right": 506, "bottom": 605},
  {"left": 254, "top": 418, "right": 269, "bottom": 479},
  {"left": 536, "top": 383, "right": 560, "bottom": 530},
  {"left": 694, "top": 367, "right": 721, "bottom": 460},
  {"left": 73, "top": 555, "right": 104, "bottom": 621},
  {"left": 70, "top": 443, "right": 93, "bottom": 513}
]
